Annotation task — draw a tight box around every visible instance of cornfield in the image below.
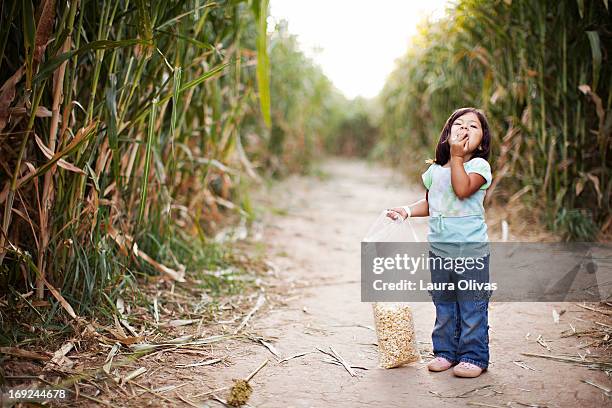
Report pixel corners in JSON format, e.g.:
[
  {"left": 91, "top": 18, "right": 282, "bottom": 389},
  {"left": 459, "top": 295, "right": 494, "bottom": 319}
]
[
  {"left": 378, "top": 0, "right": 611, "bottom": 240},
  {"left": 0, "top": 0, "right": 343, "bottom": 331}
]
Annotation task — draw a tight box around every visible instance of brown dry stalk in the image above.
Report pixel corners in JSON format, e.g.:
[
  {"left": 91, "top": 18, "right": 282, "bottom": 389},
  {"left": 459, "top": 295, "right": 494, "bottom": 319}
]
[{"left": 33, "top": 0, "right": 57, "bottom": 63}]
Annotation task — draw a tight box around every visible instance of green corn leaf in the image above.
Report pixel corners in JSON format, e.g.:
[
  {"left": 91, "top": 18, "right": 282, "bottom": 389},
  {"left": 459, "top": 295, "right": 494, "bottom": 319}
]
[
  {"left": 105, "top": 73, "right": 120, "bottom": 180},
  {"left": 171, "top": 67, "right": 182, "bottom": 142},
  {"left": 585, "top": 31, "right": 602, "bottom": 91},
  {"left": 138, "top": 97, "right": 157, "bottom": 226},
  {"left": 154, "top": 28, "right": 215, "bottom": 51},
  {"left": 178, "top": 61, "right": 230, "bottom": 92},
  {"left": 155, "top": 2, "right": 217, "bottom": 30},
  {"left": 33, "top": 39, "right": 144, "bottom": 84},
  {"left": 255, "top": 0, "right": 271, "bottom": 127},
  {"left": 167, "top": 66, "right": 182, "bottom": 176},
  {"left": 576, "top": 0, "right": 584, "bottom": 18}
]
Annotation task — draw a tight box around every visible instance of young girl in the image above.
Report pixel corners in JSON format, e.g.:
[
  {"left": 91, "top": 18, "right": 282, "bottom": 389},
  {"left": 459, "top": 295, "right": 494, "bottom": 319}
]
[{"left": 386, "top": 107, "right": 493, "bottom": 378}]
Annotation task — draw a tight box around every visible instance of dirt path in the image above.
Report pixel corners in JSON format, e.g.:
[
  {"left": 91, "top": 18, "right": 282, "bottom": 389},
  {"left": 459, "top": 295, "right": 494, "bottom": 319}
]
[{"left": 187, "top": 157, "right": 610, "bottom": 407}]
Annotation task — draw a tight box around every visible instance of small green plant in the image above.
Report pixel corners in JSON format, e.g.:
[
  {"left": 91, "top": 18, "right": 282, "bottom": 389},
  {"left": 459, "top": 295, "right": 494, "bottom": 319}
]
[{"left": 554, "top": 208, "right": 598, "bottom": 241}]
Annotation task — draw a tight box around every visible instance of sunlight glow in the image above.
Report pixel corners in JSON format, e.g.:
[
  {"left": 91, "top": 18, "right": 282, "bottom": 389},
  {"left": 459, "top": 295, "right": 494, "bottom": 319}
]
[{"left": 269, "top": 0, "right": 450, "bottom": 99}]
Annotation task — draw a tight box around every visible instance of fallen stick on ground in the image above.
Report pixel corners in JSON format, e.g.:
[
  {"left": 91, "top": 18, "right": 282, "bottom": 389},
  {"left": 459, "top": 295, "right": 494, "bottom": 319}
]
[
  {"left": 295, "top": 279, "right": 360, "bottom": 288},
  {"left": 128, "top": 381, "right": 179, "bottom": 405},
  {"left": 315, "top": 346, "right": 357, "bottom": 377},
  {"left": 130, "top": 334, "right": 232, "bottom": 352},
  {"left": 191, "top": 386, "right": 231, "bottom": 399},
  {"left": 574, "top": 303, "right": 612, "bottom": 316},
  {"left": 176, "top": 394, "right": 201, "bottom": 408},
  {"left": 103, "top": 343, "right": 120, "bottom": 374},
  {"left": 315, "top": 347, "right": 336, "bottom": 359},
  {"left": 125, "top": 381, "right": 189, "bottom": 402},
  {"left": 45, "top": 341, "right": 74, "bottom": 370},
  {"left": 329, "top": 346, "right": 357, "bottom": 377},
  {"left": 175, "top": 358, "right": 223, "bottom": 368},
  {"left": 321, "top": 358, "right": 368, "bottom": 370},
  {"left": 521, "top": 352, "right": 612, "bottom": 370},
  {"left": 430, "top": 384, "right": 498, "bottom": 399},
  {"left": 246, "top": 359, "right": 269, "bottom": 381},
  {"left": 512, "top": 361, "right": 537, "bottom": 371},
  {"left": 234, "top": 293, "right": 266, "bottom": 334},
  {"left": 581, "top": 379, "right": 611, "bottom": 395},
  {"left": 246, "top": 335, "right": 281, "bottom": 359},
  {"left": 512, "top": 401, "right": 551, "bottom": 407},
  {"left": 278, "top": 352, "right": 312, "bottom": 364},
  {"left": 121, "top": 367, "right": 147, "bottom": 385},
  {"left": 329, "top": 323, "right": 374, "bottom": 331},
  {"left": 536, "top": 334, "right": 551, "bottom": 351},
  {"left": 0, "top": 347, "right": 49, "bottom": 361}
]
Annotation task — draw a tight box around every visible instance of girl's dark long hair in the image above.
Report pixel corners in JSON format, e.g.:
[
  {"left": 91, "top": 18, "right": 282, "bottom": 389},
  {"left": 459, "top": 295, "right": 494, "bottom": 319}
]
[{"left": 434, "top": 107, "right": 491, "bottom": 166}]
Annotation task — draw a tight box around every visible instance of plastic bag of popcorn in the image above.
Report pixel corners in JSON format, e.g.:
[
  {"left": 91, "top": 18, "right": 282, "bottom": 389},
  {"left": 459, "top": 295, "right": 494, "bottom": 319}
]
[{"left": 372, "top": 302, "right": 421, "bottom": 368}]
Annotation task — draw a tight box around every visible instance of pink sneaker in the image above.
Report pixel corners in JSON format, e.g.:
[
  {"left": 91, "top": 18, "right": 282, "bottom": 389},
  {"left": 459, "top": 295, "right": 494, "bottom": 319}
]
[
  {"left": 453, "top": 361, "right": 486, "bottom": 378},
  {"left": 427, "top": 357, "right": 455, "bottom": 372}
]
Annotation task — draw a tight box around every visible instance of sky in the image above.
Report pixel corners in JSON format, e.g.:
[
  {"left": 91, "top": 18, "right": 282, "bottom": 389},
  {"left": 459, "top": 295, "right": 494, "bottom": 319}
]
[{"left": 269, "top": 0, "right": 451, "bottom": 99}]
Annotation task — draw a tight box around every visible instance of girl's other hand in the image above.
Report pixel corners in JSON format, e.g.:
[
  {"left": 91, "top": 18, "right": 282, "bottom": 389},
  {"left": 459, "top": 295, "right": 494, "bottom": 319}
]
[{"left": 386, "top": 207, "right": 408, "bottom": 220}]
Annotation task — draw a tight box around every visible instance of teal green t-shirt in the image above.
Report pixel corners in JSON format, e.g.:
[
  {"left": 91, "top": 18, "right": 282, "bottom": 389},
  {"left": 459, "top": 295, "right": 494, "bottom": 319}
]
[{"left": 422, "top": 157, "right": 492, "bottom": 257}]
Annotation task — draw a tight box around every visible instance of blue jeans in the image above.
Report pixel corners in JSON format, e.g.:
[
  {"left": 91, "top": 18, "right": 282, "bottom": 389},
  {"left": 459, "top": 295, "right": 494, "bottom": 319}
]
[{"left": 428, "top": 251, "right": 491, "bottom": 369}]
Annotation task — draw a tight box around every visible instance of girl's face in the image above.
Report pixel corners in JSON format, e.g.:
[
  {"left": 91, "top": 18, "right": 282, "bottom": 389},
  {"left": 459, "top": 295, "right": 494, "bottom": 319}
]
[{"left": 449, "top": 111, "right": 483, "bottom": 153}]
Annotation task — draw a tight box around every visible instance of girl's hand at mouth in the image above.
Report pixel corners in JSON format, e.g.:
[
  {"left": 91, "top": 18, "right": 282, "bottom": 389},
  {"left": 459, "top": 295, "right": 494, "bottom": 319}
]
[{"left": 449, "top": 130, "right": 470, "bottom": 157}]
